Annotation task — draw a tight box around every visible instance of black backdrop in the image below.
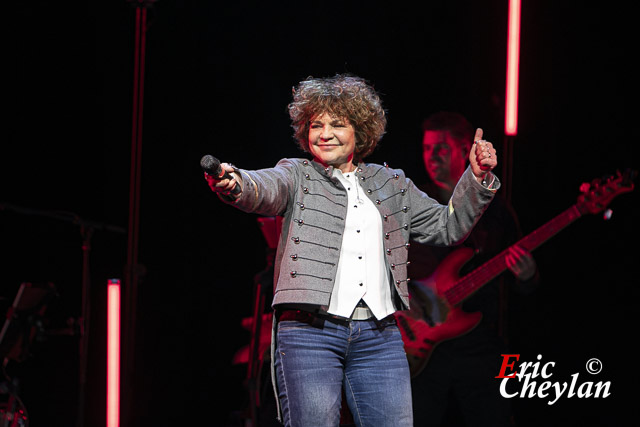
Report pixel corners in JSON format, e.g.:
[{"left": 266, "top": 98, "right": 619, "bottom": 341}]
[{"left": 3, "top": 1, "right": 639, "bottom": 426}]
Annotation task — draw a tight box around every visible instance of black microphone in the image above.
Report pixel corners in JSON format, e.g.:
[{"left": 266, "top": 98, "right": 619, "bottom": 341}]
[{"left": 200, "top": 155, "right": 241, "bottom": 195}]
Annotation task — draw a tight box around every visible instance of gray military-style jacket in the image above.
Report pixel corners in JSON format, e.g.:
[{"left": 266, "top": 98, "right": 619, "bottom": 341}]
[{"left": 223, "top": 157, "right": 499, "bottom": 311}]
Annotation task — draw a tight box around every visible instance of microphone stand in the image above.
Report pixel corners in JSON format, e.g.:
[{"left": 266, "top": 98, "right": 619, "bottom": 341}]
[
  {"left": 76, "top": 222, "right": 93, "bottom": 427},
  {"left": 244, "top": 217, "right": 280, "bottom": 425},
  {"left": 123, "top": 3, "right": 156, "bottom": 424},
  {"left": 0, "top": 202, "right": 126, "bottom": 427},
  {"left": 246, "top": 251, "right": 274, "bottom": 427}
]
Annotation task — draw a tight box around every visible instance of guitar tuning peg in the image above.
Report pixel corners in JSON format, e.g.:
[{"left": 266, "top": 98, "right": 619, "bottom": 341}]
[{"left": 603, "top": 209, "right": 613, "bottom": 221}]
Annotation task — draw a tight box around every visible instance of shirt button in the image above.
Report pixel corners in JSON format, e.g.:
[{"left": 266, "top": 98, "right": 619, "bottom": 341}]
[{"left": 359, "top": 283, "right": 363, "bottom": 286}]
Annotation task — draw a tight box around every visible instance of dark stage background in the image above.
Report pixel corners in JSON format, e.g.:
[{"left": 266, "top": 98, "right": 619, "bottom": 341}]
[{"left": 3, "top": 1, "right": 638, "bottom": 426}]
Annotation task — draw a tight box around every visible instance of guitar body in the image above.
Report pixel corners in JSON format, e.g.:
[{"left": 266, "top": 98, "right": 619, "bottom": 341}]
[
  {"left": 395, "top": 246, "right": 483, "bottom": 377},
  {"left": 394, "top": 170, "right": 635, "bottom": 378}
]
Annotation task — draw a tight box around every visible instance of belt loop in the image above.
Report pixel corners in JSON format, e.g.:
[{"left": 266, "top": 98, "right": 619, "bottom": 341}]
[{"left": 311, "top": 314, "right": 325, "bottom": 328}]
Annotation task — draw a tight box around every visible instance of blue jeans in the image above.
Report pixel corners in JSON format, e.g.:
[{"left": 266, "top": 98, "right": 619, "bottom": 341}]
[{"left": 274, "top": 314, "right": 413, "bottom": 427}]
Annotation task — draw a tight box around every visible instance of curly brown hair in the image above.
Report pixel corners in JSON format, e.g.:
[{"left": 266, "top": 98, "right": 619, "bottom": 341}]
[{"left": 288, "top": 74, "right": 387, "bottom": 163}]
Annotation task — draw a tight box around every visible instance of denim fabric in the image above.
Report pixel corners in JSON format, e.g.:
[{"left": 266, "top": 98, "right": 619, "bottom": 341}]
[{"left": 274, "top": 316, "right": 413, "bottom": 427}]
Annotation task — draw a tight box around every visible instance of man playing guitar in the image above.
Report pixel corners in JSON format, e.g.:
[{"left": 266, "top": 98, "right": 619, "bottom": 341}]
[{"left": 407, "top": 112, "right": 539, "bottom": 427}]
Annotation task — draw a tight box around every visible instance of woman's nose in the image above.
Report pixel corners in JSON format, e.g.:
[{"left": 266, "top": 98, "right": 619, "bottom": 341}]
[{"left": 320, "top": 126, "right": 333, "bottom": 140}]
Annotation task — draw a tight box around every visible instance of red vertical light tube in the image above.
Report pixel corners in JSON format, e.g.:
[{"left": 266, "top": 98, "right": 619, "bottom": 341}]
[
  {"left": 505, "top": 0, "right": 521, "bottom": 136},
  {"left": 107, "top": 279, "right": 121, "bottom": 427}
]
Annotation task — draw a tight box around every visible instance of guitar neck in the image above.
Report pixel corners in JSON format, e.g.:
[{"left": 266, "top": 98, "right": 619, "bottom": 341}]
[{"left": 444, "top": 204, "right": 583, "bottom": 306}]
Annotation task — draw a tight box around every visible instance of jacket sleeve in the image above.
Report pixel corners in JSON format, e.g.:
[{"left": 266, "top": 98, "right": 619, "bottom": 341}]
[
  {"left": 409, "top": 166, "right": 499, "bottom": 246},
  {"left": 219, "top": 158, "right": 298, "bottom": 217}
]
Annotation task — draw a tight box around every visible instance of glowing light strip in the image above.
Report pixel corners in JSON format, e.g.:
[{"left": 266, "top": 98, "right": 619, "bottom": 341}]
[
  {"left": 107, "top": 279, "right": 121, "bottom": 427},
  {"left": 505, "top": 0, "right": 521, "bottom": 136}
]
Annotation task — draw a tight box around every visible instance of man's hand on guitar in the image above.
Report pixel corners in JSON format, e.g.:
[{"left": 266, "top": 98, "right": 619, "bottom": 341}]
[{"left": 505, "top": 244, "right": 537, "bottom": 281}]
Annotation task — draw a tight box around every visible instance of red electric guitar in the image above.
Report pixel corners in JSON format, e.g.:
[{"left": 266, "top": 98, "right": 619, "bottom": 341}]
[{"left": 394, "top": 170, "right": 636, "bottom": 377}]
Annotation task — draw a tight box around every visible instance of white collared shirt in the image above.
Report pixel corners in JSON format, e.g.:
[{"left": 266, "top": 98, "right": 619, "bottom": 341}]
[{"left": 327, "top": 169, "right": 396, "bottom": 320}]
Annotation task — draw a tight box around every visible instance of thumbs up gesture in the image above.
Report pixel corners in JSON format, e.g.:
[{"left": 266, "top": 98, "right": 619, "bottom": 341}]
[{"left": 469, "top": 128, "right": 498, "bottom": 182}]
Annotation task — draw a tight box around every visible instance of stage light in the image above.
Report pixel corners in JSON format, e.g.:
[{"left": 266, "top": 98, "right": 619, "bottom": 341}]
[
  {"left": 107, "top": 279, "right": 121, "bottom": 427},
  {"left": 505, "top": 0, "right": 521, "bottom": 136}
]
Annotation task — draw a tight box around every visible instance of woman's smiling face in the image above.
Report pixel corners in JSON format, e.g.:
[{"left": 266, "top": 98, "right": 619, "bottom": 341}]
[{"left": 308, "top": 112, "right": 356, "bottom": 173}]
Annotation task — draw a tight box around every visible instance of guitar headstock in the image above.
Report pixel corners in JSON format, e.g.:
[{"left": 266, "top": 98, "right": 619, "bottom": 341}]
[{"left": 577, "top": 169, "right": 637, "bottom": 215}]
